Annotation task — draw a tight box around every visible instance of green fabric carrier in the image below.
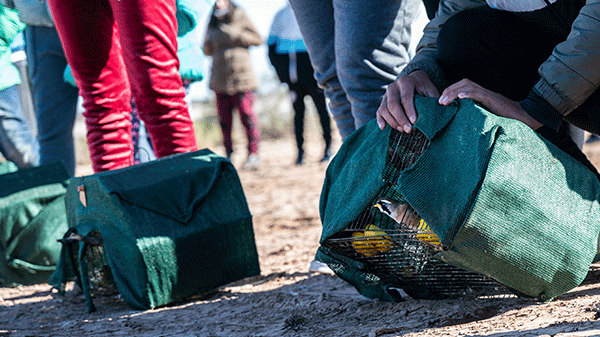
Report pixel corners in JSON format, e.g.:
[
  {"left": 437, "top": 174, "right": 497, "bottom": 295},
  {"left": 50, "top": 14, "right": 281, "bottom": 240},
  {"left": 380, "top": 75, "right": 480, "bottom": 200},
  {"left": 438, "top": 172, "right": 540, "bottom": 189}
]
[
  {"left": 318, "top": 95, "right": 600, "bottom": 301},
  {"left": 0, "top": 162, "right": 70, "bottom": 286},
  {"left": 50, "top": 149, "right": 260, "bottom": 312}
]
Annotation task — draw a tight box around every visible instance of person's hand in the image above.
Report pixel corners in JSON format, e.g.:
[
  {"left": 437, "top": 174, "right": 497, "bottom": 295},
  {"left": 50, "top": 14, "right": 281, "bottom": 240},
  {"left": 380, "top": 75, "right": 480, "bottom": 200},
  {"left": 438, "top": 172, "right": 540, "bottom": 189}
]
[
  {"left": 438, "top": 79, "right": 543, "bottom": 130},
  {"left": 376, "top": 70, "right": 440, "bottom": 133}
]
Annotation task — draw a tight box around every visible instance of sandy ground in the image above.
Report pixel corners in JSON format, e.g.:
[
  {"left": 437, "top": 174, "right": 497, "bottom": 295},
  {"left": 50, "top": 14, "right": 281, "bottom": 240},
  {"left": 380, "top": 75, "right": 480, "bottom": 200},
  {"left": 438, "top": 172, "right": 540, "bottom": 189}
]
[{"left": 3, "top": 125, "right": 600, "bottom": 337}]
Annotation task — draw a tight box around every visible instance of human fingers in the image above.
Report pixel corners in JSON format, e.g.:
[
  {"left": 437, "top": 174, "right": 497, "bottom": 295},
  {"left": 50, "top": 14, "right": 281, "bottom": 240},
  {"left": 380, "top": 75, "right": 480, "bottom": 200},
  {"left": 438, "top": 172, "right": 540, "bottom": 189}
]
[
  {"left": 442, "top": 81, "right": 541, "bottom": 129},
  {"left": 386, "top": 82, "right": 413, "bottom": 133},
  {"left": 398, "top": 79, "right": 417, "bottom": 133},
  {"left": 454, "top": 86, "right": 513, "bottom": 119},
  {"left": 376, "top": 95, "right": 387, "bottom": 129},
  {"left": 377, "top": 93, "right": 402, "bottom": 131},
  {"left": 452, "top": 81, "right": 495, "bottom": 108},
  {"left": 456, "top": 88, "right": 493, "bottom": 107},
  {"left": 439, "top": 79, "right": 483, "bottom": 105}
]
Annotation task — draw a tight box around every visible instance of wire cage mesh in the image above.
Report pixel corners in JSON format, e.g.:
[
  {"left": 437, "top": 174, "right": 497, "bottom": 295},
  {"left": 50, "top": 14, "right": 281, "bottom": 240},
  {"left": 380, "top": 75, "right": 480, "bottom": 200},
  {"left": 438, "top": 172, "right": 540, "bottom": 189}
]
[
  {"left": 61, "top": 230, "right": 119, "bottom": 297},
  {"left": 322, "top": 129, "right": 518, "bottom": 300},
  {"left": 83, "top": 231, "right": 119, "bottom": 296}
]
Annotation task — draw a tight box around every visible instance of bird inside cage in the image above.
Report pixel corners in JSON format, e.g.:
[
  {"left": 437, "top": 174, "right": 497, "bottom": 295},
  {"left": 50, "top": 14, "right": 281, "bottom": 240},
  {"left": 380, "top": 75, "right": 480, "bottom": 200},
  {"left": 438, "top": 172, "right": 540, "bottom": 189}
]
[{"left": 373, "top": 198, "right": 442, "bottom": 249}]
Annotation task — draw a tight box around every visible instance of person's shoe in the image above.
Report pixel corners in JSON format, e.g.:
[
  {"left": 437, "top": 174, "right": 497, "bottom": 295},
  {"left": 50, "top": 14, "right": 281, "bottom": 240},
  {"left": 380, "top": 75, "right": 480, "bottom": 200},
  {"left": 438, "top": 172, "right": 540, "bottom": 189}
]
[
  {"left": 243, "top": 154, "right": 260, "bottom": 170},
  {"left": 309, "top": 259, "right": 334, "bottom": 275},
  {"left": 295, "top": 150, "right": 304, "bottom": 166},
  {"left": 320, "top": 148, "right": 332, "bottom": 163}
]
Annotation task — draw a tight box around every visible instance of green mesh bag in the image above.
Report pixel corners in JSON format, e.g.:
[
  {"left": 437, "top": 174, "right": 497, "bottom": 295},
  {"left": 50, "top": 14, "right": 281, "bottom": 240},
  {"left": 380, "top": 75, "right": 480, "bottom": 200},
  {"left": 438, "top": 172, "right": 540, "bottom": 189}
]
[
  {"left": 50, "top": 149, "right": 260, "bottom": 312},
  {"left": 318, "top": 95, "right": 600, "bottom": 302},
  {"left": 0, "top": 162, "right": 70, "bottom": 286}
]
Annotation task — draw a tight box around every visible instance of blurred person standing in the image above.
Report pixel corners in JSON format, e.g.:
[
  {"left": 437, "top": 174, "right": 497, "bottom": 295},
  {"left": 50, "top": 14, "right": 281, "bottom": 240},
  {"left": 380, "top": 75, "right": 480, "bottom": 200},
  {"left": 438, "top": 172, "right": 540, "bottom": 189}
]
[
  {"left": 1, "top": 0, "right": 79, "bottom": 176},
  {"left": 288, "top": 0, "right": 423, "bottom": 141},
  {"left": 0, "top": 3, "right": 39, "bottom": 168},
  {"left": 203, "top": 0, "right": 262, "bottom": 169},
  {"left": 46, "top": 0, "right": 199, "bottom": 173},
  {"left": 267, "top": 2, "right": 333, "bottom": 165}
]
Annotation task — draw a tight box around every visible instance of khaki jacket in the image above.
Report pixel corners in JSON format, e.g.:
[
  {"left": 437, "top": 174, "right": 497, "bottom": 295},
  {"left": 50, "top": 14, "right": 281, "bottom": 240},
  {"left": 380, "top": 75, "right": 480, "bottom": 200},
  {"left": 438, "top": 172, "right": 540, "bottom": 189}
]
[{"left": 203, "top": 3, "right": 263, "bottom": 94}]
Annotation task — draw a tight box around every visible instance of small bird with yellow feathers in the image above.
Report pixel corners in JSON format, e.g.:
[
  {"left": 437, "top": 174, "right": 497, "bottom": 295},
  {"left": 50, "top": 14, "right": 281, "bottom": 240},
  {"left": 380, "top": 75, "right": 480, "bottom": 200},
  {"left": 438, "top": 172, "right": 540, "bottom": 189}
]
[{"left": 350, "top": 224, "right": 395, "bottom": 257}]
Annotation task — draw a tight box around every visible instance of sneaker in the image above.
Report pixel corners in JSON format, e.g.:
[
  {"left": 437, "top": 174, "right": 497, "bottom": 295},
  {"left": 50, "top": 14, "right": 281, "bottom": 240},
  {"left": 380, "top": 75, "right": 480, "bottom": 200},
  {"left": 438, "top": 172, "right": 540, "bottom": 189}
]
[
  {"left": 309, "top": 259, "right": 334, "bottom": 275},
  {"left": 295, "top": 150, "right": 304, "bottom": 166},
  {"left": 243, "top": 153, "right": 260, "bottom": 170}
]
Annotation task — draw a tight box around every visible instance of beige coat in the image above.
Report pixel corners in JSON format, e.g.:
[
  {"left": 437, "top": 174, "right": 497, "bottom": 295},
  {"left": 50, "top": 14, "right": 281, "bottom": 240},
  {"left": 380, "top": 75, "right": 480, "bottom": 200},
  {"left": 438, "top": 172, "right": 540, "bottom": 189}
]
[{"left": 203, "top": 3, "right": 263, "bottom": 95}]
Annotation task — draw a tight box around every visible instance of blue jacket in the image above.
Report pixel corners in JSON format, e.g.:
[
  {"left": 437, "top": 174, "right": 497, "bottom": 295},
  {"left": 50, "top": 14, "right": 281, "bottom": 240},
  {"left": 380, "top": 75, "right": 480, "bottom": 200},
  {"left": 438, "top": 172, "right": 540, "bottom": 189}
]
[
  {"left": 266, "top": 4, "right": 307, "bottom": 54},
  {"left": 267, "top": 4, "right": 312, "bottom": 85}
]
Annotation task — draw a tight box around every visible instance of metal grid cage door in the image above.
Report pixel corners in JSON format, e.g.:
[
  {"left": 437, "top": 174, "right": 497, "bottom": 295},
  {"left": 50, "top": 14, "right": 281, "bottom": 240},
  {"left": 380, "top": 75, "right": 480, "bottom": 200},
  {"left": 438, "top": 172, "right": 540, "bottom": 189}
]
[{"left": 322, "top": 129, "right": 517, "bottom": 300}]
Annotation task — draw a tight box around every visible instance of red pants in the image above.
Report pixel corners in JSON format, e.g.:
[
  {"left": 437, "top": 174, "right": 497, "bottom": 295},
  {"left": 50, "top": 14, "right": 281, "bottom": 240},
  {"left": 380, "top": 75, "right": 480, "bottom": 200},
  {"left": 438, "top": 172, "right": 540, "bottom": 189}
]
[
  {"left": 48, "top": 0, "right": 198, "bottom": 172},
  {"left": 215, "top": 92, "right": 260, "bottom": 156}
]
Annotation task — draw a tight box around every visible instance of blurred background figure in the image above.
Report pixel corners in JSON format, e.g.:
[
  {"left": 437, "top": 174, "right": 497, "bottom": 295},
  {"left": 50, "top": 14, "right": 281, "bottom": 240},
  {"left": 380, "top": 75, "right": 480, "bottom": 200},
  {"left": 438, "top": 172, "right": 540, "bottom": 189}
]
[
  {"left": 203, "top": 0, "right": 263, "bottom": 170},
  {"left": 267, "top": 2, "right": 333, "bottom": 165},
  {"left": 0, "top": 4, "right": 39, "bottom": 169},
  {"left": 47, "top": 0, "right": 199, "bottom": 173},
  {"left": 288, "top": 0, "right": 423, "bottom": 141},
  {"left": 1, "top": 0, "right": 79, "bottom": 176}
]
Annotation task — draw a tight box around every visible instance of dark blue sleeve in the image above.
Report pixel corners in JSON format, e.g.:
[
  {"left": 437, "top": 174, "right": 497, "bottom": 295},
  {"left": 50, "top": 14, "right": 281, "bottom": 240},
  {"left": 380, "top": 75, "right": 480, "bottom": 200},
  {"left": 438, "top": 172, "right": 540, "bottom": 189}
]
[{"left": 519, "top": 90, "right": 562, "bottom": 131}]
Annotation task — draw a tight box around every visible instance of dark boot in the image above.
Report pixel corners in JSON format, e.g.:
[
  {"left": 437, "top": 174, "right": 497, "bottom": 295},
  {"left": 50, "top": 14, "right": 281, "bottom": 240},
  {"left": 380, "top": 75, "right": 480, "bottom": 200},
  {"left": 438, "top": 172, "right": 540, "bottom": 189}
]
[
  {"left": 320, "top": 147, "right": 332, "bottom": 163},
  {"left": 296, "top": 148, "right": 304, "bottom": 165}
]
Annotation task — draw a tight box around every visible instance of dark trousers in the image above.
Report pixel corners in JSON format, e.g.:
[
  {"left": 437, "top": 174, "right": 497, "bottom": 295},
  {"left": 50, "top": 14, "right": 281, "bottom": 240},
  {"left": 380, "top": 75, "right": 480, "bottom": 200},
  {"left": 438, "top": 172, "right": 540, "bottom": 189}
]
[
  {"left": 25, "top": 26, "right": 78, "bottom": 176},
  {"left": 289, "top": 80, "right": 332, "bottom": 153},
  {"left": 269, "top": 48, "right": 332, "bottom": 153},
  {"left": 435, "top": 5, "right": 600, "bottom": 176}
]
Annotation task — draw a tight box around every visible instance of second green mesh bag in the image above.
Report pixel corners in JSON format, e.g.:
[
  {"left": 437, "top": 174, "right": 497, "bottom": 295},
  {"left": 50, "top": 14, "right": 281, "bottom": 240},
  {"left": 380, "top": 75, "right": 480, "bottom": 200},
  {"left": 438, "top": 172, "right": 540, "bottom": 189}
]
[
  {"left": 318, "top": 95, "right": 600, "bottom": 301},
  {"left": 50, "top": 149, "right": 260, "bottom": 312},
  {"left": 0, "top": 162, "right": 70, "bottom": 286}
]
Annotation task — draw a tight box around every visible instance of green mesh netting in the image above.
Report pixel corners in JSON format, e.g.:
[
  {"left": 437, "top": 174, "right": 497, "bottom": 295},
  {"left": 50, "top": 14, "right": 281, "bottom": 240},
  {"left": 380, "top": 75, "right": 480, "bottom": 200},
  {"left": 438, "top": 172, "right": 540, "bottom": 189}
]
[
  {"left": 50, "top": 149, "right": 260, "bottom": 312},
  {"left": 318, "top": 95, "right": 600, "bottom": 301},
  {"left": 0, "top": 162, "right": 70, "bottom": 286}
]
